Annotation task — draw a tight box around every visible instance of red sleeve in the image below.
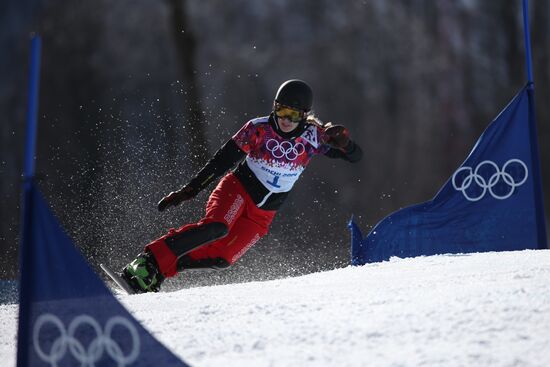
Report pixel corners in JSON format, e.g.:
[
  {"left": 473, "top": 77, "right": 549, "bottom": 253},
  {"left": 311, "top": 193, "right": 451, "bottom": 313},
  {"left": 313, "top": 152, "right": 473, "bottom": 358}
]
[
  {"left": 232, "top": 121, "right": 257, "bottom": 154},
  {"left": 317, "top": 126, "right": 332, "bottom": 154}
]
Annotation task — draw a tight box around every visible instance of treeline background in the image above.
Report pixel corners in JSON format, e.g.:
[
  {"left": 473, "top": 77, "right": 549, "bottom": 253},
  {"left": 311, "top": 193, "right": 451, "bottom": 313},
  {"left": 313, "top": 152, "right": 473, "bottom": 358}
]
[{"left": 2, "top": 0, "right": 549, "bottom": 288}]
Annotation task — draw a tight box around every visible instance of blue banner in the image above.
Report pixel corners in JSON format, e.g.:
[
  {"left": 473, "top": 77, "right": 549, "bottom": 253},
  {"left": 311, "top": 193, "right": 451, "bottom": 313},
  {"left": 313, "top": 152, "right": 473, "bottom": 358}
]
[
  {"left": 17, "top": 183, "right": 189, "bottom": 366},
  {"left": 351, "top": 85, "right": 548, "bottom": 265}
]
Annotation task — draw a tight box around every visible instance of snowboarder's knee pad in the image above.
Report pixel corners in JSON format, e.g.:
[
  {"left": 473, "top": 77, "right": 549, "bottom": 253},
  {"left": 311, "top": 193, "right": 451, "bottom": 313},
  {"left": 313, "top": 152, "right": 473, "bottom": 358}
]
[
  {"left": 213, "top": 258, "right": 231, "bottom": 269},
  {"left": 203, "top": 221, "right": 229, "bottom": 238},
  {"left": 177, "top": 255, "right": 231, "bottom": 271},
  {"left": 165, "top": 221, "right": 229, "bottom": 258}
]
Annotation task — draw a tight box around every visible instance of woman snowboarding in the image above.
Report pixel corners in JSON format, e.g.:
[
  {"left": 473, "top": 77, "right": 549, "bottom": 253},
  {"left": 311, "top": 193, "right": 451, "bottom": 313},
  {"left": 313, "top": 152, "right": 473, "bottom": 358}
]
[{"left": 119, "top": 79, "right": 363, "bottom": 293}]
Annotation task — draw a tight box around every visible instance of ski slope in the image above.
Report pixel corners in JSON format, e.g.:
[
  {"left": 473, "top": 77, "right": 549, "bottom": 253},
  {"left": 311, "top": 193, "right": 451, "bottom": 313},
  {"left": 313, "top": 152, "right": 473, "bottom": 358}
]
[{"left": 2, "top": 250, "right": 550, "bottom": 366}]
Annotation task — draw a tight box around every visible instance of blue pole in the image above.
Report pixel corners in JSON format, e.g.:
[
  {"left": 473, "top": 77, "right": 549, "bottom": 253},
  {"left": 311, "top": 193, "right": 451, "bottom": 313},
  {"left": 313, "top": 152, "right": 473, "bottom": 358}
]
[
  {"left": 17, "top": 34, "right": 42, "bottom": 367},
  {"left": 520, "top": 0, "right": 548, "bottom": 248},
  {"left": 522, "top": 0, "right": 534, "bottom": 86},
  {"left": 23, "top": 35, "right": 42, "bottom": 181}
]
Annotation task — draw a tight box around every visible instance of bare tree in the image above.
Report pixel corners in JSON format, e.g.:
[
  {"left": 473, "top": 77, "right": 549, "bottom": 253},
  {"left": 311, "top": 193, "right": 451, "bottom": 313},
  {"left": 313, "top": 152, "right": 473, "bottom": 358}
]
[{"left": 167, "top": 0, "right": 209, "bottom": 168}]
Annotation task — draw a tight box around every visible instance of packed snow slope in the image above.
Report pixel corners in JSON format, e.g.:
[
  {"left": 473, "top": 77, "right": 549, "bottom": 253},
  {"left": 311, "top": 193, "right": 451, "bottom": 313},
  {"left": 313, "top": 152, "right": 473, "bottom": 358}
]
[{"left": 2, "top": 250, "right": 550, "bottom": 366}]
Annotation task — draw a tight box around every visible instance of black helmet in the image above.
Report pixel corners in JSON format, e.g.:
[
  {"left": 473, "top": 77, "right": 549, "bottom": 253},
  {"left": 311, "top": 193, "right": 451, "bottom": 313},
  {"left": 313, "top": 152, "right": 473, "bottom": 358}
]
[{"left": 274, "top": 79, "right": 313, "bottom": 112}]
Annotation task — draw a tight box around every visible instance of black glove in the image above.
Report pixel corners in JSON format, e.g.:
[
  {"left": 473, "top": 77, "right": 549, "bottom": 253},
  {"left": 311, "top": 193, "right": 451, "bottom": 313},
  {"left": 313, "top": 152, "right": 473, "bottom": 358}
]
[
  {"left": 324, "top": 124, "right": 350, "bottom": 150},
  {"left": 157, "top": 185, "right": 196, "bottom": 212}
]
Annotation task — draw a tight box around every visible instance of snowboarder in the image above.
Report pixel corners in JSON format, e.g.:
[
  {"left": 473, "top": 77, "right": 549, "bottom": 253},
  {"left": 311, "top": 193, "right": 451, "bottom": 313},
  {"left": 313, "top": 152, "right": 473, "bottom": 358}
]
[{"left": 119, "top": 79, "right": 363, "bottom": 293}]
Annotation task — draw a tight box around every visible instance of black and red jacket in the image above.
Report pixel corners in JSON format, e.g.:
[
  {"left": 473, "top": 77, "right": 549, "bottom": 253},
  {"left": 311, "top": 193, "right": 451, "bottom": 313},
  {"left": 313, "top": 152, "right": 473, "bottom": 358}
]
[{"left": 187, "top": 114, "right": 362, "bottom": 210}]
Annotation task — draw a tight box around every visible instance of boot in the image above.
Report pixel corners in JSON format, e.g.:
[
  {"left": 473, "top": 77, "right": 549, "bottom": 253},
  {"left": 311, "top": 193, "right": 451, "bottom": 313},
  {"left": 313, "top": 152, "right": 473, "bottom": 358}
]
[{"left": 122, "top": 252, "right": 164, "bottom": 293}]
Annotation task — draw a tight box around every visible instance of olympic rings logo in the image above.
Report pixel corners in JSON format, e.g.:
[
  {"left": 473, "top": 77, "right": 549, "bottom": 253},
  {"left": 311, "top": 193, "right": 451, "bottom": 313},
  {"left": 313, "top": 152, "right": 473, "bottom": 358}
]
[
  {"left": 33, "top": 313, "right": 140, "bottom": 366},
  {"left": 265, "top": 139, "right": 305, "bottom": 161},
  {"left": 452, "top": 159, "right": 528, "bottom": 201}
]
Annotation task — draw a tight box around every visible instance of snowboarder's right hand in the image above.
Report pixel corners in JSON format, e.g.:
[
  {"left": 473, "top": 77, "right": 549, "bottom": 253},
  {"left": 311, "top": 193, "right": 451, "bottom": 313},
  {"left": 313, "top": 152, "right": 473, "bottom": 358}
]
[{"left": 157, "top": 185, "right": 196, "bottom": 212}]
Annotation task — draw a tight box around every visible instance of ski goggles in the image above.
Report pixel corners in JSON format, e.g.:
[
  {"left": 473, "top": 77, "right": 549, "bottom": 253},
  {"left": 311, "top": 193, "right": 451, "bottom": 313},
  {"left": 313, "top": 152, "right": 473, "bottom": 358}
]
[{"left": 274, "top": 104, "right": 305, "bottom": 123}]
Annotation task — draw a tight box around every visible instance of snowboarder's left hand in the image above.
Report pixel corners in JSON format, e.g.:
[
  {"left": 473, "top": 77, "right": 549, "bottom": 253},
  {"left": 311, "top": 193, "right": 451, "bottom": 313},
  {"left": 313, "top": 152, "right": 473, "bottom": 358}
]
[
  {"left": 157, "top": 185, "right": 196, "bottom": 212},
  {"left": 324, "top": 124, "right": 350, "bottom": 150}
]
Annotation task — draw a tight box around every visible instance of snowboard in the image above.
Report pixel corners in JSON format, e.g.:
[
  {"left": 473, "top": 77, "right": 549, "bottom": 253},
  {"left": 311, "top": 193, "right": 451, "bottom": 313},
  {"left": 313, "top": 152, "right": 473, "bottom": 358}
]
[{"left": 100, "top": 263, "right": 136, "bottom": 295}]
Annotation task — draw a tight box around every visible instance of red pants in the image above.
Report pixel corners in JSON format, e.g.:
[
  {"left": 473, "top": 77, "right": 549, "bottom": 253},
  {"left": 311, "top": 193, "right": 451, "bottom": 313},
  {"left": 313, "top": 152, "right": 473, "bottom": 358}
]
[{"left": 146, "top": 173, "right": 276, "bottom": 277}]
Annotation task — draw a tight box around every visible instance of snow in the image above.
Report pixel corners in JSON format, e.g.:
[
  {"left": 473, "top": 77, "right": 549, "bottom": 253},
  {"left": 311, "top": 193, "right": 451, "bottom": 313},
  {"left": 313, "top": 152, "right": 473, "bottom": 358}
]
[{"left": 2, "top": 249, "right": 550, "bottom": 366}]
